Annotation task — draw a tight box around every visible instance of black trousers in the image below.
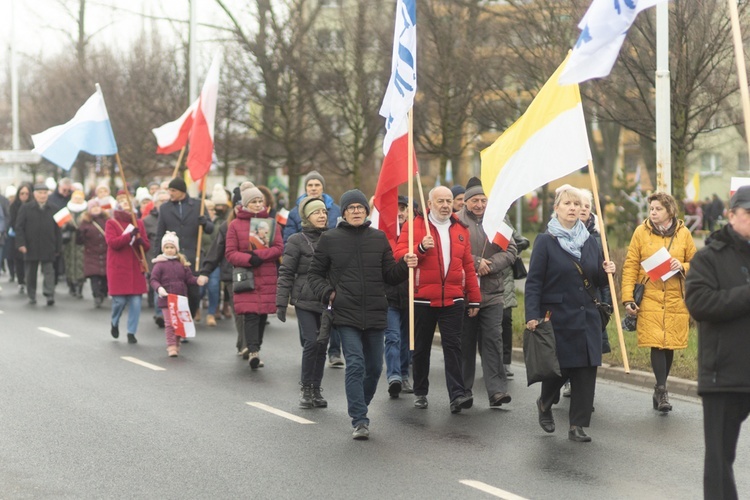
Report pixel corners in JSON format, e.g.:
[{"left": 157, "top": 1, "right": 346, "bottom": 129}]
[
  {"left": 297, "top": 308, "right": 326, "bottom": 386},
  {"left": 187, "top": 283, "right": 200, "bottom": 316},
  {"left": 89, "top": 275, "right": 108, "bottom": 299},
  {"left": 243, "top": 313, "right": 268, "bottom": 353},
  {"left": 540, "top": 366, "right": 597, "bottom": 427},
  {"left": 702, "top": 393, "right": 750, "bottom": 500},
  {"left": 413, "top": 302, "right": 466, "bottom": 402},
  {"left": 502, "top": 307, "right": 513, "bottom": 365}
]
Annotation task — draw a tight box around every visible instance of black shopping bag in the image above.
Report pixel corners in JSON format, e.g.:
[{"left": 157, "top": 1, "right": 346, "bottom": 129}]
[{"left": 523, "top": 319, "right": 561, "bottom": 386}]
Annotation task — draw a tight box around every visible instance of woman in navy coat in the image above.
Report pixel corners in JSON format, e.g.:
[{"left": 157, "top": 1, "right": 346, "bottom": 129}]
[{"left": 525, "top": 186, "right": 616, "bottom": 443}]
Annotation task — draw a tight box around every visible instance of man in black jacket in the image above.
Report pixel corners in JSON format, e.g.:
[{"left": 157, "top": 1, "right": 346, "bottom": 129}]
[
  {"left": 156, "top": 178, "right": 213, "bottom": 316},
  {"left": 307, "top": 189, "right": 417, "bottom": 440},
  {"left": 686, "top": 185, "right": 750, "bottom": 500},
  {"left": 15, "top": 184, "right": 62, "bottom": 305}
]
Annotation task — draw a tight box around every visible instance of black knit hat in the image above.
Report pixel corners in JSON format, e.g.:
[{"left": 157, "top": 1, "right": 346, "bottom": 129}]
[
  {"left": 464, "top": 176, "right": 485, "bottom": 201},
  {"left": 168, "top": 177, "right": 187, "bottom": 193},
  {"left": 339, "top": 189, "right": 370, "bottom": 216},
  {"left": 232, "top": 186, "right": 242, "bottom": 206}
]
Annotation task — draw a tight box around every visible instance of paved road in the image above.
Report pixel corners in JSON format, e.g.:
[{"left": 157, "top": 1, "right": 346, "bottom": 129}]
[{"left": 2, "top": 283, "right": 749, "bottom": 499}]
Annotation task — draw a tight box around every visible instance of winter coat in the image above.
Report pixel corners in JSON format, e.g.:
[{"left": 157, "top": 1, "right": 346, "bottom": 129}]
[
  {"left": 105, "top": 210, "right": 150, "bottom": 296},
  {"left": 685, "top": 224, "right": 750, "bottom": 395},
  {"left": 525, "top": 233, "right": 607, "bottom": 369},
  {"left": 282, "top": 193, "right": 342, "bottom": 243},
  {"left": 15, "top": 201, "right": 62, "bottom": 262},
  {"left": 156, "top": 194, "right": 214, "bottom": 267},
  {"left": 62, "top": 203, "right": 87, "bottom": 282},
  {"left": 76, "top": 213, "right": 108, "bottom": 277},
  {"left": 200, "top": 221, "right": 233, "bottom": 283},
  {"left": 621, "top": 218, "right": 696, "bottom": 350},
  {"left": 277, "top": 227, "right": 327, "bottom": 314},
  {"left": 225, "top": 209, "right": 283, "bottom": 315},
  {"left": 47, "top": 191, "right": 70, "bottom": 211},
  {"left": 457, "top": 207, "right": 517, "bottom": 308},
  {"left": 307, "top": 220, "right": 409, "bottom": 330},
  {"left": 501, "top": 218, "right": 526, "bottom": 309},
  {"left": 394, "top": 212, "right": 481, "bottom": 307},
  {"left": 143, "top": 209, "right": 160, "bottom": 270},
  {"left": 150, "top": 256, "right": 199, "bottom": 309}
]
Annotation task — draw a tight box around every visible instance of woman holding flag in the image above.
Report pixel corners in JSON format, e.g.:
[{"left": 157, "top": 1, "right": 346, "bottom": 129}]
[{"left": 621, "top": 192, "right": 696, "bottom": 413}]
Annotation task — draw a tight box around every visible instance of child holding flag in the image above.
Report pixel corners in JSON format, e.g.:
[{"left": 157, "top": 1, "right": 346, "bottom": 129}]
[{"left": 151, "top": 231, "right": 207, "bottom": 357}]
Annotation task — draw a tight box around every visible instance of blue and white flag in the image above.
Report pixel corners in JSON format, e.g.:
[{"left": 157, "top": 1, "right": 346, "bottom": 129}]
[
  {"left": 378, "top": 0, "right": 417, "bottom": 154},
  {"left": 31, "top": 85, "right": 118, "bottom": 171},
  {"left": 559, "top": 0, "right": 668, "bottom": 85}
]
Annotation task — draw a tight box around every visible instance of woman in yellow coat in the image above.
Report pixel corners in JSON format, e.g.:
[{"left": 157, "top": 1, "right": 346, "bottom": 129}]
[{"left": 621, "top": 192, "right": 696, "bottom": 413}]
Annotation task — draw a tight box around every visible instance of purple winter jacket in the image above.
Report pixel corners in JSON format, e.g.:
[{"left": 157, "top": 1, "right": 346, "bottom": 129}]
[{"left": 150, "top": 256, "right": 199, "bottom": 309}]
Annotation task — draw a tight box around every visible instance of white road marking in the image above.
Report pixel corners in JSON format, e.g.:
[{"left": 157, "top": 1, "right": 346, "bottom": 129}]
[
  {"left": 246, "top": 402, "right": 315, "bottom": 424},
  {"left": 38, "top": 327, "right": 70, "bottom": 338},
  {"left": 121, "top": 356, "right": 166, "bottom": 371},
  {"left": 460, "top": 480, "right": 528, "bottom": 500}
]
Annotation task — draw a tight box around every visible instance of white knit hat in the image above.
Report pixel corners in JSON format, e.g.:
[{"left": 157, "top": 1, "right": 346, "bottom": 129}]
[
  {"left": 211, "top": 183, "right": 229, "bottom": 205},
  {"left": 135, "top": 187, "right": 152, "bottom": 203},
  {"left": 5, "top": 185, "right": 17, "bottom": 198},
  {"left": 161, "top": 231, "right": 180, "bottom": 252}
]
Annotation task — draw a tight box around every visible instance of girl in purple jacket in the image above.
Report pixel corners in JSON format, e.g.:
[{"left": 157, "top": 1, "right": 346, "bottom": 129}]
[{"left": 150, "top": 231, "right": 204, "bottom": 357}]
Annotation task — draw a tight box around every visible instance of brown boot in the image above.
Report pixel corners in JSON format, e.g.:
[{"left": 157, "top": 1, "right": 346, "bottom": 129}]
[
  {"left": 654, "top": 385, "right": 672, "bottom": 413},
  {"left": 194, "top": 309, "right": 201, "bottom": 323},
  {"left": 206, "top": 314, "right": 217, "bottom": 327},
  {"left": 221, "top": 303, "right": 232, "bottom": 319}
]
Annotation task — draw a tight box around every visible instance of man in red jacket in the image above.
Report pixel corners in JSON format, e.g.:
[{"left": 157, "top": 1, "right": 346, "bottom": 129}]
[{"left": 395, "top": 186, "right": 481, "bottom": 413}]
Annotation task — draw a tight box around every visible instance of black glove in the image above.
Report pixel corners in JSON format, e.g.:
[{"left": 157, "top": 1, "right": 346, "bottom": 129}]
[
  {"left": 249, "top": 253, "right": 263, "bottom": 267},
  {"left": 134, "top": 237, "right": 145, "bottom": 247},
  {"left": 130, "top": 227, "right": 139, "bottom": 238},
  {"left": 276, "top": 307, "right": 287, "bottom": 322},
  {"left": 198, "top": 215, "right": 208, "bottom": 227}
]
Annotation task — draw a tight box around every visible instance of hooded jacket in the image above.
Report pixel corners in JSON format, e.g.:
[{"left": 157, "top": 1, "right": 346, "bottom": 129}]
[
  {"left": 150, "top": 256, "right": 199, "bottom": 309},
  {"left": 282, "top": 193, "right": 342, "bottom": 243},
  {"left": 277, "top": 226, "right": 327, "bottom": 313}
]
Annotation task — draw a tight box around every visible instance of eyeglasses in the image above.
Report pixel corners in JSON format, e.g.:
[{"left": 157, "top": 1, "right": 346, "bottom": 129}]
[
  {"left": 310, "top": 209, "right": 328, "bottom": 216},
  {"left": 346, "top": 205, "right": 367, "bottom": 213}
]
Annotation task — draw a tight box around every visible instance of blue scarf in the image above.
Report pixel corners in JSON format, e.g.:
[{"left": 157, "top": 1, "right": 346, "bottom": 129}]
[{"left": 547, "top": 217, "right": 590, "bottom": 259}]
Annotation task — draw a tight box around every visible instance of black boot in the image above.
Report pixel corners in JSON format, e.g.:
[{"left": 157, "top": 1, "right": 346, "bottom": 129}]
[
  {"left": 654, "top": 385, "right": 672, "bottom": 413},
  {"left": 312, "top": 386, "right": 328, "bottom": 408},
  {"left": 299, "top": 383, "right": 313, "bottom": 409}
]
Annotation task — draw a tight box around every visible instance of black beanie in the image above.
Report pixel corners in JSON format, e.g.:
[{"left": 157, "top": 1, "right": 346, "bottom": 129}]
[
  {"left": 339, "top": 189, "right": 370, "bottom": 216},
  {"left": 464, "top": 176, "right": 484, "bottom": 201},
  {"left": 232, "top": 186, "right": 242, "bottom": 206},
  {"left": 168, "top": 178, "right": 187, "bottom": 193}
]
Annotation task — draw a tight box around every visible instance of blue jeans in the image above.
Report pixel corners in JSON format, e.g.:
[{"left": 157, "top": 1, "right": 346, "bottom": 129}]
[
  {"left": 338, "top": 326, "right": 385, "bottom": 427},
  {"left": 200, "top": 267, "right": 221, "bottom": 315},
  {"left": 385, "top": 307, "right": 405, "bottom": 383},
  {"left": 111, "top": 295, "right": 142, "bottom": 334},
  {"left": 328, "top": 328, "right": 341, "bottom": 358}
]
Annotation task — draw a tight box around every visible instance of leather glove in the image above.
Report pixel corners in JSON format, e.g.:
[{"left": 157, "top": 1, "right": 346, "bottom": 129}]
[
  {"left": 157, "top": 287, "right": 168, "bottom": 298},
  {"left": 198, "top": 215, "right": 208, "bottom": 227},
  {"left": 130, "top": 227, "right": 139, "bottom": 237},
  {"left": 134, "top": 237, "right": 145, "bottom": 247},
  {"left": 276, "top": 306, "right": 287, "bottom": 322},
  {"left": 249, "top": 253, "right": 263, "bottom": 267}
]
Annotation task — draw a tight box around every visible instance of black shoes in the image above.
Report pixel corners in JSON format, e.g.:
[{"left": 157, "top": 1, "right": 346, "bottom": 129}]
[
  {"left": 450, "top": 394, "right": 474, "bottom": 414},
  {"left": 111, "top": 325, "right": 119, "bottom": 339},
  {"left": 299, "top": 384, "right": 313, "bottom": 409},
  {"left": 414, "top": 395, "right": 428, "bottom": 409},
  {"left": 127, "top": 334, "right": 137, "bottom": 344},
  {"left": 568, "top": 426, "right": 592, "bottom": 442},
  {"left": 94, "top": 296, "right": 104, "bottom": 308},
  {"left": 388, "top": 380, "right": 402, "bottom": 399},
  {"left": 489, "top": 392, "right": 512, "bottom": 408},
  {"left": 46, "top": 298, "right": 54, "bottom": 306},
  {"left": 537, "top": 397, "right": 555, "bottom": 433},
  {"left": 312, "top": 386, "right": 327, "bottom": 408},
  {"left": 154, "top": 315, "right": 165, "bottom": 328}
]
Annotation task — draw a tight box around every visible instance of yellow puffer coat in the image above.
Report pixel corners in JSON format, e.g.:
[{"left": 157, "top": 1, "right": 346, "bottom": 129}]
[{"left": 621, "top": 219, "right": 696, "bottom": 350}]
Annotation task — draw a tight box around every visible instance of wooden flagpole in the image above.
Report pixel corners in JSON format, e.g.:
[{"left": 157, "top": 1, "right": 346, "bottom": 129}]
[
  {"left": 171, "top": 146, "right": 187, "bottom": 179},
  {"left": 408, "top": 111, "right": 415, "bottom": 350},
  {"left": 727, "top": 0, "right": 750, "bottom": 165},
  {"left": 415, "top": 171, "right": 430, "bottom": 236},
  {"left": 588, "top": 159, "right": 629, "bottom": 373},
  {"left": 194, "top": 177, "right": 207, "bottom": 271},
  {"left": 114, "top": 153, "right": 149, "bottom": 273}
]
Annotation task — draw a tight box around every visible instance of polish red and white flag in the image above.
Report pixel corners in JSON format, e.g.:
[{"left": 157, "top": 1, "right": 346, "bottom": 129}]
[
  {"left": 53, "top": 207, "right": 72, "bottom": 227},
  {"left": 167, "top": 294, "right": 196, "bottom": 338},
  {"left": 186, "top": 53, "right": 221, "bottom": 182},
  {"left": 152, "top": 99, "right": 198, "bottom": 155},
  {"left": 275, "top": 208, "right": 289, "bottom": 226},
  {"left": 641, "top": 247, "right": 678, "bottom": 282},
  {"left": 491, "top": 222, "right": 514, "bottom": 251}
]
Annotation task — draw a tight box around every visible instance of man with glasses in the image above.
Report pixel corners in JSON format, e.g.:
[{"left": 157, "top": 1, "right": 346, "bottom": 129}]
[
  {"left": 308, "top": 189, "right": 417, "bottom": 440},
  {"left": 457, "top": 177, "right": 515, "bottom": 409}
]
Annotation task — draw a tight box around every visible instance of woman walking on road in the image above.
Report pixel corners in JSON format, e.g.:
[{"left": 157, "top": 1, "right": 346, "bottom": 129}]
[
  {"left": 276, "top": 196, "right": 330, "bottom": 409},
  {"left": 621, "top": 192, "right": 696, "bottom": 412},
  {"left": 525, "top": 187, "right": 616, "bottom": 443},
  {"left": 62, "top": 190, "right": 88, "bottom": 298},
  {"left": 8, "top": 182, "right": 32, "bottom": 294},
  {"left": 225, "top": 182, "right": 283, "bottom": 369},
  {"left": 77, "top": 198, "right": 109, "bottom": 307}
]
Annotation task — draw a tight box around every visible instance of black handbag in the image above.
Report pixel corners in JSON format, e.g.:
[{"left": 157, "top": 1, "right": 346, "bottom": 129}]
[
  {"left": 232, "top": 267, "right": 255, "bottom": 293},
  {"left": 523, "top": 319, "right": 562, "bottom": 385},
  {"left": 512, "top": 256, "right": 528, "bottom": 280},
  {"left": 570, "top": 258, "right": 612, "bottom": 329},
  {"left": 317, "top": 306, "right": 334, "bottom": 345},
  {"left": 623, "top": 278, "right": 648, "bottom": 331}
]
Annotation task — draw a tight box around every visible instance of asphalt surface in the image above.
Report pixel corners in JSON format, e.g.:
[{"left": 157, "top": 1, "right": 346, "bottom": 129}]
[{"left": 2, "top": 281, "right": 749, "bottom": 499}]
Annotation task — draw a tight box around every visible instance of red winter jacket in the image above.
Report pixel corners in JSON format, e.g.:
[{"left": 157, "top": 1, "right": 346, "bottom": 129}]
[
  {"left": 395, "top": 212, "right": 481, "bottom": 307},
  {"left": 105, "top": 210, "right": 150, "bottom": 296},
  {"left": 225, "top": 209, "right": 283, "bottom": 315}
]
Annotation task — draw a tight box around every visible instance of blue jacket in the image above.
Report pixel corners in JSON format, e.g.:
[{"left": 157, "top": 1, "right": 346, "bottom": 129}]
[
  {"left": 524, "top": 233, "right": 607, "bottom": 369},
  {"left": 283, "top": 193, "right": 341, "bottom": 243}
]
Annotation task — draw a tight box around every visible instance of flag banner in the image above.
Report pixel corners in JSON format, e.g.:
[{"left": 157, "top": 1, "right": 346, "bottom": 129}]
[
  {"left": 492, "top": 221, "right": 514, "bottom": 251},
  {"left": 559, "top": 0, "right": 668, "bottom": 85},
  {"left": 374, "top": 1, "right": 418, "bottom": 243},
  {"left": 685, "top": 172, "right": 700, "bottom": 202},
  {"left": 730, "top": 177, "right": 750, "bottom": 197},
  {"left": 642, "top": 246, "right": 678, "bottom": 282},
  {"left": 275, "top": 208, "right": 289, "bottom": 226},
  {"left": 167, "top": 294, "right": 196, "bottom": 338},
  {"left": 53, "top": 207, "right": 72, "bottom": 227},
  {"left": 186, "top": 53, "right": 221, "bottom": 182},
  {"left": 152, "top": 99, "right": 199, "bottom": 155},
  {"left": 31, "top": 86, "right": 118, "bottom": 171},
  {"left": 481, "top": 56, "right": 591, "bottom": 246}
]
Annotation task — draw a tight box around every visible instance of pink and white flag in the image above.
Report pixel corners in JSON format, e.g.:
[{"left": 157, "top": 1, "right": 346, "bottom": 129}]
[
  {"left": 152, "top": 99, "right": 199, "bottom": 155},
  {"left": 642, "top": 247, "right": 678, "bottom": 282},
  {"left": 167, "top": 294, "right": 196, "bottom": 338},
  {"left": 53, "top": 207, "right": 72, "bottom": 227}
]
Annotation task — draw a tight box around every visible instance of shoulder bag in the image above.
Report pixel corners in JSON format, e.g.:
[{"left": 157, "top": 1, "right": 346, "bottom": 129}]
[
  {"left": 523, "top": 316, "right": 562, "bottom": 385},
  {"left": 570, "top": 258, "right": 612, "bottom": 329},
  {"left": 233, "top": 223, "right": 259, "bottom": 293}
]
